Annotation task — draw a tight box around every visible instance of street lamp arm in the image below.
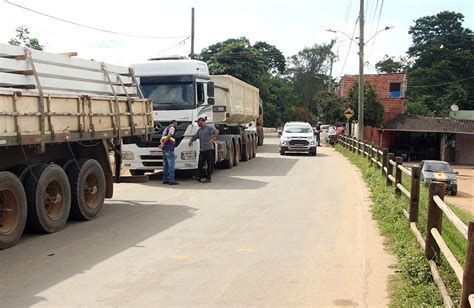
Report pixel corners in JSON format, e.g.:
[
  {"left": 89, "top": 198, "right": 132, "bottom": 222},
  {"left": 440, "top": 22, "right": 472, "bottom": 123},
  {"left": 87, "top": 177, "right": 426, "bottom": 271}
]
[
  {"left": 326, "top": 29, "right": 358, "bottom": 45},
  {"left": 365, "top": 26, "right": 394, "bottom": 44}
]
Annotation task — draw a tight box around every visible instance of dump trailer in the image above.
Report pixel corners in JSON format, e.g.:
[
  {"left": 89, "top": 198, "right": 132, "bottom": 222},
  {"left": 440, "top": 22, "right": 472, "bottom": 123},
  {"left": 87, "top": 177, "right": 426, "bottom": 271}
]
[
  {"left": 121, "top": 59, "right": 260, "bottom": 173},
  {"left": 0, "top": 43, "right": 153, "bottom": 249}
]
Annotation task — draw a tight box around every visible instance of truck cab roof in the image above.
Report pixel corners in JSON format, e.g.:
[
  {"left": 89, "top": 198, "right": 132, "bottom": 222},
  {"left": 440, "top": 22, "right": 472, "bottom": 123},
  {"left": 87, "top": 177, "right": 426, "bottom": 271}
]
[{"left": 131, "top": 59, "right": 210, "bottom": 78}]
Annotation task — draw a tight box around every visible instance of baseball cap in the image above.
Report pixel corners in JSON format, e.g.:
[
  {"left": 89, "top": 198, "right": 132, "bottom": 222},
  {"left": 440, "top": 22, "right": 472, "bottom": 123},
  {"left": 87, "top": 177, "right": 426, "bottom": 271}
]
[{"left": 196, "top": 115, "right": 207, "bottom": 122}]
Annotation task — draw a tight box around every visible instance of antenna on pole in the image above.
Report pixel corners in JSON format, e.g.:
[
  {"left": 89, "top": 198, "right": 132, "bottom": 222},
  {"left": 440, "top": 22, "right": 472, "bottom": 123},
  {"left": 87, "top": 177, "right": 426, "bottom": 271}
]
[{"left": 190, "top": 7, "right": 195, "bottom": 59}]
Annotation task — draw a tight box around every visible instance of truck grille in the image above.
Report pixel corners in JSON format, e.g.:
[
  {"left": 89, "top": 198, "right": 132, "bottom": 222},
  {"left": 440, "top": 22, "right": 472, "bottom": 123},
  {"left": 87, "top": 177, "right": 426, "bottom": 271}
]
[
  {"left": 289, "top": 140, "right": 309, "bottom": 146},
  {"left": 143, "top": 161, "right": 163, "bottom": 167},
  {"left": 141, "top": 155, "right": 163, "bottom": 160}
]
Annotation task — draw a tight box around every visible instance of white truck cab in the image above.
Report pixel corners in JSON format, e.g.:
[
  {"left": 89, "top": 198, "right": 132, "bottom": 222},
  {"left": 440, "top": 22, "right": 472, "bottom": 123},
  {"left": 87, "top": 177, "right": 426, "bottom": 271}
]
[{"left": 122, "top": 59, "right": 215, "bottom": 174}]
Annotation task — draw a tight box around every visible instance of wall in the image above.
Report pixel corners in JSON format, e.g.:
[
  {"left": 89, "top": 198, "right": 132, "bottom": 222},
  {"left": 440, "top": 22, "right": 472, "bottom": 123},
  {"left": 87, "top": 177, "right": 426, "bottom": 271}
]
[
  {"left": 339, "top": 73, "right": 406, "bottom": 125},
  {"left": 456, "top": 134, "right": 474, "bottom": 165}
]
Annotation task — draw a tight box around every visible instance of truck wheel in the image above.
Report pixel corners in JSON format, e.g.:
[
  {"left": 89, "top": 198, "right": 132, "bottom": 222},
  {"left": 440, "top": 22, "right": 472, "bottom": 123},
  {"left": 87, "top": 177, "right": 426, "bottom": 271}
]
[
  {"left": 66, "top": 159, "right": 106, "bottom": 220},
  {"left": 234, "top": 141, "right": 240, "bottom": 166},
  {"left": 24, "top": 164, "right": 71, "bottom": 233},
  {"left": 222, "top": 142, "right": 234, "bottom": 169},
  {"left": 0, "top": 172, "right": 27, "bottom": 250},
  {"left": 130, "top": 169, "right": 146, "bottom": 176},
  {"left": 280, "top": 148, "right": 285, "bottom": 155},
  {"left": 252, "top": 136, "right": 257, "bottom": 158},
  {"left": 242, "top": 143, "right": 250, "bottom": 161}
]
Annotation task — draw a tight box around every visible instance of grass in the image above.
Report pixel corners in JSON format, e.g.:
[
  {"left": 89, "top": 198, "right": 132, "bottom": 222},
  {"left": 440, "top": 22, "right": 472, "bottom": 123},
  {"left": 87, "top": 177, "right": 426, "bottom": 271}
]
[{"left": 336, "top": 144, "right": 473, "bottom": 307}]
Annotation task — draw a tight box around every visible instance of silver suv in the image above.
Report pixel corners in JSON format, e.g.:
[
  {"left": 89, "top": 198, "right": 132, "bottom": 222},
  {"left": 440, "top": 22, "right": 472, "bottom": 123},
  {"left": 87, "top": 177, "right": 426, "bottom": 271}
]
[{"left": 279, "top": 122, "right": 317, "bottom": 156}]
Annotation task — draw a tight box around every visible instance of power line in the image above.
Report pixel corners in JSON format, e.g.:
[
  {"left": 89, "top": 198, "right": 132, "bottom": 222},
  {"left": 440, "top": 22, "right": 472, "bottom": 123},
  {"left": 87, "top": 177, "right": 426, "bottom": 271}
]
[
  {"left": 407, "top": 76, "right": 474, "bottom": 88},
  {"left": 4, "top": 0, "right": 189, "bottom": 39},
  {"left": 338, "top": 15, "right": 359, "bottom": 76},
  {"left": 367, "top": 0, "right": 385, "bottom": 66},
  {"left": 155, "top": 37, "right": 190, "bottom": 56}
]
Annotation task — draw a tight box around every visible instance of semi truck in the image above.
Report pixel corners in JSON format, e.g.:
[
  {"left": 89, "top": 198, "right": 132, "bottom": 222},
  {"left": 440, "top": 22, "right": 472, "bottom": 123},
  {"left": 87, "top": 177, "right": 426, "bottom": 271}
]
[
  {"left": 0, "top": 43, "right": 153, "bottom": 249},
  {"left": 121, "top": 59, "right": 260, "bottom": 174}
]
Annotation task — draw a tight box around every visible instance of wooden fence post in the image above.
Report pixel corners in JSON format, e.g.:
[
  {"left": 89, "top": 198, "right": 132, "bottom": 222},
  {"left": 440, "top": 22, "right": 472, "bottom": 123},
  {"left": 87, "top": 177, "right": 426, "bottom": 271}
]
[
  {"left": 362, "top": 142, "right": 366, "bottom": 157},
  {"left": 425, "top": 182, "right": 445, "bottom": 260},
  {"left": 368, "top": 143, "right": 373, "bottom": 164},
  {"left": 386, "top": 153, "right": 395, "bottom": 186},
  {"left": 409, "top": 166, "right": 421, "bottom": 223},
  {"left": 382, "top": 148, "right": 388, "bottom": 177},
  {"left": 395, "top": 157, "right": 403, "bottom": 196},
  {"left": 352, "top": 138, "right": 356, "bottom": 153},
  {"left": 356, "top": 140, "right": 360, "bottom": 155},
  {"left": 461, "top": 221, "right": 474, "bottom": 308}
]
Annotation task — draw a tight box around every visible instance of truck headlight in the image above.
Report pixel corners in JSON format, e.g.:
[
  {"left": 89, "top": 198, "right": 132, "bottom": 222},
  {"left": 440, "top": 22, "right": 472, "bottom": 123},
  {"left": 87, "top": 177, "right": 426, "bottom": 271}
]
[
  {"left": 181, "top": 151, "right": 197, "bottom": 160},
  {"left": 121, "top": 151, "right": 135, "bottom": 160}
]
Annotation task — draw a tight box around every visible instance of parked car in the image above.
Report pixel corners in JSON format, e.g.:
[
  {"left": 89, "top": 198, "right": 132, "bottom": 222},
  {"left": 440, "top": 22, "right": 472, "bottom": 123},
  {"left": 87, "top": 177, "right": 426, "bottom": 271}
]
[
  {"left": 320, "top": 124, "right": 337, "bottom": 145},
  {"left": 420, "top": 160, "right": 458, "bottom": 195},
  {"left": 279, "top": 122, "right": 317, "bottom": 156}
]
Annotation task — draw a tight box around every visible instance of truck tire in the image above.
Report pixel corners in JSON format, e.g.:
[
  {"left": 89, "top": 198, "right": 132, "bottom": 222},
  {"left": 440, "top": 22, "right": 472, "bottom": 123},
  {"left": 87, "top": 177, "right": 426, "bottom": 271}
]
[
  {"left": 24, "top": 164, "right": 71, "bottom": 233},
  {"left": 66, "top": 159, "right": 106, "bottom": 220},
  {"left": 252, "top": 135, "right": 257, "bottom": 158},
  {"left": 222, "top": 142, "right": 234, "bottom": 169},
  {"left": 241, "top": 136, "right": 250, "bottom": 162},
  {"left": 0, "top": 172, "right": 27, "bottom": 250},
  {"left": 130, "top": 169, "right": 146, "bottom": 176},
  {"left": 234, "top": 141, "right": 240, "bottom": 166},
  {"left": 248, "top": 136, "right": 254, "bottom": 160}
]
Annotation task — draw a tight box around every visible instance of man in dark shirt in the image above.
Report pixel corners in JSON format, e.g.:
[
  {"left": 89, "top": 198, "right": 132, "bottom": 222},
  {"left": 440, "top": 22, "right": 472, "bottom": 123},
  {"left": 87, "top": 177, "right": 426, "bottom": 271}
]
[
  {"left": 188, "top": 115, "right": 219, "bottom": 183},
  {"left": 160, "top": 120, "right": 179, "bottom": 185}
]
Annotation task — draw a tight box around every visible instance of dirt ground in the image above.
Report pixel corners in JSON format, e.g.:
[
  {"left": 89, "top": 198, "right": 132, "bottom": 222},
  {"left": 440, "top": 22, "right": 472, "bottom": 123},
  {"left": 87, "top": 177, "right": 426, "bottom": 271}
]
[{"left": 447, "top": 166, "right": 474, "bottom": 216}]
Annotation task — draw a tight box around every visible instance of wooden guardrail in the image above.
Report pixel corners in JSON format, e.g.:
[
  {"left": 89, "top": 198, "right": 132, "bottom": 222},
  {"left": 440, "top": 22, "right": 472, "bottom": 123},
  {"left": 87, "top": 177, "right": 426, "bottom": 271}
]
[{"left": 337, "top": 135, "right": 474, "bottom": 308}]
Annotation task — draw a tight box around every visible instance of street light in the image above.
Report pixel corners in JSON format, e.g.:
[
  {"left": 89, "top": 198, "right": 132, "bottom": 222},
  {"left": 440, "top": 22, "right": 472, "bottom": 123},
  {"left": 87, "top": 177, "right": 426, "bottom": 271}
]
[{"left": 326, "top": 25, "right": 393, "bottom": 140}]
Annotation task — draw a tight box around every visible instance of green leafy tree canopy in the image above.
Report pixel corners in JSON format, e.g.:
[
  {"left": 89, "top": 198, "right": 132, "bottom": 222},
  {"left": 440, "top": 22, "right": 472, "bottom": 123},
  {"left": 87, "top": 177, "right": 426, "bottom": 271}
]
[{"left": 8, "top": 25, "right": 44, "bottom": 51}]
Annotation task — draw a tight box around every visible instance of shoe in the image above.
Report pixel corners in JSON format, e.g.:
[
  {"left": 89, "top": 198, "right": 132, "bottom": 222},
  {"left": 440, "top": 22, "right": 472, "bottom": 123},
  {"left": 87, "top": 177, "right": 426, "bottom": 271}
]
[
  {"left": 201, "top": 178, "right": 212, "bottom": 183},
  {"left": 192, "top": 176, "right": 203, "bottom": 182},
  {"left": 168, "top": 181, "right": 179, "bottom": 185},
  {"left": 162, "top": 181, "right": 169, "bottom": 184}
]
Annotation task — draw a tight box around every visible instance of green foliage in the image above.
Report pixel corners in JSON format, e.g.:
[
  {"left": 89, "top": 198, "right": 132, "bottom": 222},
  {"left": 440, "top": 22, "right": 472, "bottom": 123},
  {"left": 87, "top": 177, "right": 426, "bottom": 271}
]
[
  {"left": 199, "top": 38, "right": 336, "bottom": 127},
  {"left": 406, "top": 96, "right": 435, "bottom": 116},
  {"left": 347, "top": 82, "right": 384, "bottom": 128},
  {"left": 288, "top": 41, "right": 336, "bottom": 112},
  {"left": 314, "top": 91, "right": 347, "bottom": 124},
  {"left": 336, "top": 145, "right": 473, "bottom": 306},
  {"left": 375, "top": 55, "right": 409, "bottom": 74},
  {"left": 253, "top": 41, "right": 286, "bottom": 74},
  {"left": 199, "top": 38, "right": 268, "bottom": 87},
  {"left": 8, "top": 25, "right": 44, "bottom": 50},
  {"left": 406, "top": 11, "right": 474, "bottom": 115}
]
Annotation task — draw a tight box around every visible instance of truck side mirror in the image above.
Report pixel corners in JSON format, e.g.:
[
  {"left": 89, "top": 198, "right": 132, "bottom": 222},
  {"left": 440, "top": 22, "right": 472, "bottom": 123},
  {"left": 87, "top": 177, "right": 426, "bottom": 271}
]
[
  {"left": 207, "top": 97, "right": 215, "bottom": 105},
  {"left": 207, "top": 81, "right": 214, "bottom": 98}
]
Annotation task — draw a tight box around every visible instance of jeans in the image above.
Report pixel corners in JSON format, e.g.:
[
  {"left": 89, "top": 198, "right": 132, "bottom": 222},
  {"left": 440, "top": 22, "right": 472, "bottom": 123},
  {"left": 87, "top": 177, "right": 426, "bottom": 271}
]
[
  {"left": 316, "top": 133, "right": 320, "bottom": 145},
  {"left": 198, "top": 149, "right": 214, "bottom": 180},
  {"left": 163, "top": 151, "right": 175, "bottom": 182}
]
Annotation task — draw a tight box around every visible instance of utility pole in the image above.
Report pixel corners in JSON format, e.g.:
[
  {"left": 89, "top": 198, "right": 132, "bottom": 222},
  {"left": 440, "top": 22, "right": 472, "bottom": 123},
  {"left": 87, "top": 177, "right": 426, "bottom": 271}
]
[
  {"left": 328, "top": 56, "right": 334, "bottom": 92},
  {"left": 190, "top": 7, "right": 195, "bottom": 59},
  {"left": 357, "top": 0, "right": 364, "bottom": 141}
]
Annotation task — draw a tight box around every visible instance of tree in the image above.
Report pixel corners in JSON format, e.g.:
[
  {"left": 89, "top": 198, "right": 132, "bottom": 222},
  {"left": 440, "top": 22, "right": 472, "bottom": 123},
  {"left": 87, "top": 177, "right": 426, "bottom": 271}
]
[
  {"left": 406, "top": 11, "right": 474, "bottom": 115},
  {"left": 287, "top": 41, "right": 336, "bottom": 116},
  {"left": 199, "top": 38, "right": 268, "bottom": 87},
  {"left": 375, "top": 55, "right": 408, "bottom": 74},
  {"left": 199, "top": 38, "right": 296, "bottom": 127},
  {"left": 347, "top": 82, "right": 384, "bottom": 128},
  {"left": 314, "top": 91, "right": 347, "bottom": 124},
  {"left": 253, "top": 41, "right": 286, "bottom": 74},
  {"left": 8, "top": 25, "right": 44, "bottom": 50}
]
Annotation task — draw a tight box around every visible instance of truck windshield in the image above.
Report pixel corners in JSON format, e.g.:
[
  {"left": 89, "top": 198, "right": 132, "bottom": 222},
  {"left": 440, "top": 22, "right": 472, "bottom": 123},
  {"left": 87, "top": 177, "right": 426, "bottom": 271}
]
[{"left": 141, "top": 83, "right": 194, "bottom": 110}]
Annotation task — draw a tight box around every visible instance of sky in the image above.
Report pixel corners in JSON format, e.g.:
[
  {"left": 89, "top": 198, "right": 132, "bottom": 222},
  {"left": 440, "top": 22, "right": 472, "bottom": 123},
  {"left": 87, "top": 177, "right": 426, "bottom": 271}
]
[{"left": 0, "top": 0, "right": 472, "bottom": 78}]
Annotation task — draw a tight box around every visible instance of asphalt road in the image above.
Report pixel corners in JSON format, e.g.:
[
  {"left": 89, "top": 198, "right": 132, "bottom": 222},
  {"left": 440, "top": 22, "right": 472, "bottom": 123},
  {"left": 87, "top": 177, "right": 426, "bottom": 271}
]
[{"left": 0, "top": 134, "right": 394, "bottom": 307}]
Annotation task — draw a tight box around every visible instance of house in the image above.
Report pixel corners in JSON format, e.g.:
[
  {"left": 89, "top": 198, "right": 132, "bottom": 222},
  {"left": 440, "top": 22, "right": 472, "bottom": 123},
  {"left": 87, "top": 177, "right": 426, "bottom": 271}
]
[
  {"left": 380, "top": 114, "right": 474, "bottom": 164},
  {"left": 337, "top": 73, "right": 407, "bottom": 144}
]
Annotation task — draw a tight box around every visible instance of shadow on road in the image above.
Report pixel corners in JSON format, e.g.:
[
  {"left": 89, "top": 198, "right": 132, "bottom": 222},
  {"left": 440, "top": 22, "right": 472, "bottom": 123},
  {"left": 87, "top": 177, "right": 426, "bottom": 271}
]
[{"left": 0, "top": 201, "right": 197, "bottom": 307}]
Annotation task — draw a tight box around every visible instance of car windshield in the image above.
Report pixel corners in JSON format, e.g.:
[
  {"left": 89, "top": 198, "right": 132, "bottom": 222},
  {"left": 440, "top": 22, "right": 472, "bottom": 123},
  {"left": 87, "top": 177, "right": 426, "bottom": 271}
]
[
  {"left": 285, "top": 126, "right": 311, "bottom": 133},
  {"left": 424, "top": 162, "right": 453, "bottom": 173},
  {"left": 141, "top": 83, "right": 194, "bottom": 110}
]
